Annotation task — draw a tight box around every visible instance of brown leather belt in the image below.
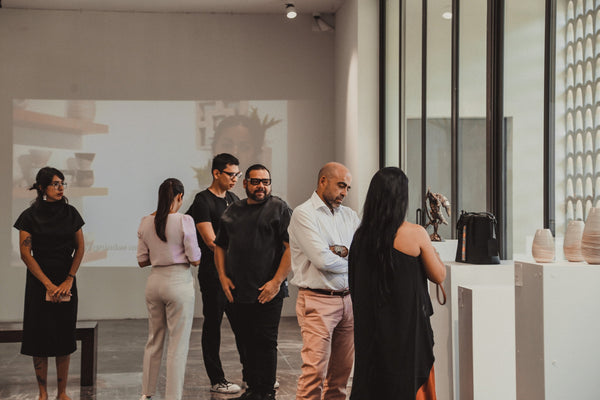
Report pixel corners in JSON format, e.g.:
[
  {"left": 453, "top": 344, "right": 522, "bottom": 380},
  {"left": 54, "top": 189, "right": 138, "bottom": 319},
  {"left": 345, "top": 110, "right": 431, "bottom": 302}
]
[{"left": 302, "top": 287, "right": 350, "bottom": 297}]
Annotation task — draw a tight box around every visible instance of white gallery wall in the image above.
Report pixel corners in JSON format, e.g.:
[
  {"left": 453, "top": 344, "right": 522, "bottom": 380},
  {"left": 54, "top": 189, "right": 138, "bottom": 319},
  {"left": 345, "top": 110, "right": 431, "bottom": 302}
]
[
  {"left": 0, "top": 6, "right": 380, "bottom": 321},
  {"left": 335, "top": 0, "right": 380, "bottom": 210}
]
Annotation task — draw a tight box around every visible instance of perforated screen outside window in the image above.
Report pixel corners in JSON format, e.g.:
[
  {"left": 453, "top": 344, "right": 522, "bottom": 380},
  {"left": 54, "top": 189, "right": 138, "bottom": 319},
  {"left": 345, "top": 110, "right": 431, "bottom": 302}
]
[{"left": 565, "top": 0, "right": 600, "bottom": 221}]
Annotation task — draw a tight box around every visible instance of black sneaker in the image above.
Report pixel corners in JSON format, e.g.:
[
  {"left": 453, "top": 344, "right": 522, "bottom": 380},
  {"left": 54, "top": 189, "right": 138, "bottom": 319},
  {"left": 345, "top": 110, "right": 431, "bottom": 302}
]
[{"left": 231, "top": 390, "right": 260, "bottom": 400}]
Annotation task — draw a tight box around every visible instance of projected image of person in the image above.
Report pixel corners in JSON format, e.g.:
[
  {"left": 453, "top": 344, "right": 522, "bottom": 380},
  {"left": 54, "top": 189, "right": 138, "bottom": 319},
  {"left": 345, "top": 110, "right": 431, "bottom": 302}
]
[
  {"left": 137, "top": 178, "right": 201, "bottom": 400},
  {"left": 212, "top": 115, "right": 262, "bottom": 169},
  {"left": 212, "top": 109, "right": 281, "bottom": 171},
  {"left": 348, "top": 167, "right": 446, "bottom": 400},
  {"left": 14, "top": 166, "right": 85, "bottom": 400}
]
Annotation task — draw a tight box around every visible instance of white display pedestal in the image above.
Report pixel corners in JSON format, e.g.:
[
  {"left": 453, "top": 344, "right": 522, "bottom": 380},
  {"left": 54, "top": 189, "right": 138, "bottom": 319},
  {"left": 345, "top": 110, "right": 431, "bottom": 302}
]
[
  {"left": 458, "top": 285, "right": 516, "bottom": 400},
  {"left": 433, "top": 240, "right": 458, "bottom": 262},
  {"left": 514, "top": 261, "right": 600, "bottom": 400},
  {"left": 430, "top": 261, "right": 514, "bottom": 400}
]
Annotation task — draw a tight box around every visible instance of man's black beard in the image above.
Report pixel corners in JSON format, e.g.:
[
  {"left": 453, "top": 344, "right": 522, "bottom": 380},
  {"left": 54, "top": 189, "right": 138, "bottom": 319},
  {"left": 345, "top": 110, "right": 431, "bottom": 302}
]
[{"left": 246, "top": 189, "right": 271, "bottom": 203}]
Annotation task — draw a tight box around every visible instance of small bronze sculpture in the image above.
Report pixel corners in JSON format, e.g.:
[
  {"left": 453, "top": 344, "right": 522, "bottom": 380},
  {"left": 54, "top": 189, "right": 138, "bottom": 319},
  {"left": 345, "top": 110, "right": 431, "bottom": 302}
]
[{"left": 424, "top": 188, "right": 451, "bottom": 242}]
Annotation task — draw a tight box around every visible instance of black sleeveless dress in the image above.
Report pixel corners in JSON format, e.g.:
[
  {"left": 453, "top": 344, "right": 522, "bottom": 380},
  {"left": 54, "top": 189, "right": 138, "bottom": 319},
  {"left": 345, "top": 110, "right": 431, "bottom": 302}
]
[
  {"left": 14, "top": 201, "right": 84, "bottom": 357},
  {"left": 349, "top": 249, "right": 435, "bottom": 399}
]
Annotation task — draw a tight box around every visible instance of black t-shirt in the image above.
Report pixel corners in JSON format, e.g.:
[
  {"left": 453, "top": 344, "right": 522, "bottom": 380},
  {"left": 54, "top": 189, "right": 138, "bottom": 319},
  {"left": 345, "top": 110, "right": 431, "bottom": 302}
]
[
  {"left": 186, "top": 189, "right": 239, "bottom": 269},
  {"left": 214, "top": 195, "right": 292, "bottom": 303},
  {"left": 14, "top": 201, "right": 85, "bottom": 282}
]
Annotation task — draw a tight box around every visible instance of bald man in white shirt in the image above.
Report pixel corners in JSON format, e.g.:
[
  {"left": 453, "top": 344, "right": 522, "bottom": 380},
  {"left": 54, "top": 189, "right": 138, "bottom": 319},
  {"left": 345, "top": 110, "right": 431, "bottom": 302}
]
[{"left": 288, "top": 162, "right": 360, "bottom": 400}]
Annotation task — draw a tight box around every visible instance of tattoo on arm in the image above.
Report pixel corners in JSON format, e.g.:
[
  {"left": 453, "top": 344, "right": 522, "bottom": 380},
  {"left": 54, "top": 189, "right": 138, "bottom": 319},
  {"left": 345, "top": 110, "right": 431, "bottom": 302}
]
[{"left": 22, "top": 236, "right": 32, "bottom": 248}]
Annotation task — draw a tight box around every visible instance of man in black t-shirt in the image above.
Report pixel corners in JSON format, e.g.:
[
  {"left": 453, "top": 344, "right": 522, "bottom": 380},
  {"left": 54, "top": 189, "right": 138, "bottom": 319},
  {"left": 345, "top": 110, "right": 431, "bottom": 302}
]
[
  {"left": 186, "top": 153, "right": 245, "bottom": 394},
  {"left": 214, "top": 164, "right": 292, "bottom": 400}
]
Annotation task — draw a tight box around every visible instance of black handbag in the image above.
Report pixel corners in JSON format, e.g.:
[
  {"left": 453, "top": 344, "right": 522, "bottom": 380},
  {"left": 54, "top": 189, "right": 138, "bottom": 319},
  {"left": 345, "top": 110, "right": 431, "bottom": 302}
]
[{"left": 455, "top": 211, "right": 500, "bottom": 264}]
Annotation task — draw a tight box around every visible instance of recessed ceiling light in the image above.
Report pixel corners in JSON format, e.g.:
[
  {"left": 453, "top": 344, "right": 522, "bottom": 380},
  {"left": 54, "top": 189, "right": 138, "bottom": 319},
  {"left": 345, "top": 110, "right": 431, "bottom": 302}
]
[{"left": 286, "top": 4, "right": 297, "bottom": 19}]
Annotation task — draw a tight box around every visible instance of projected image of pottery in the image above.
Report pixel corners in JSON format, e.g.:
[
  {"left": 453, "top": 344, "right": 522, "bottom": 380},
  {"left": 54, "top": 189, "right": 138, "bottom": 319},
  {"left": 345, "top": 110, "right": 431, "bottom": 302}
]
[
  {"left": 29, "top": 149, "right": 52, "bottom": 167},
  {"left": 76, "top": 170, "right": 94, "bottom": 187},
  {"left": 74, "top": 153, "right": 96, "bottom": 170}
]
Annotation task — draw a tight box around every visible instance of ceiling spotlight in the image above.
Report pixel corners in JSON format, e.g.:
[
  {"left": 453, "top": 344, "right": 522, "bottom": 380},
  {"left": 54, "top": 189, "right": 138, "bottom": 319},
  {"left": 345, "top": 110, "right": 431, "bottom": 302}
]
[{"left": 286, "top": 3, "right": 297, "bottom": 19}]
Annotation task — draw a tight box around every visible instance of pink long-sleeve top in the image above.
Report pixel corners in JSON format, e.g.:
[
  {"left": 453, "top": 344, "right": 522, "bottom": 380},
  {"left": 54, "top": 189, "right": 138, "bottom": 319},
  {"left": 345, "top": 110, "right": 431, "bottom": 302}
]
[{"left": 137, "top": 213, "right": 201, "bottom": 267}]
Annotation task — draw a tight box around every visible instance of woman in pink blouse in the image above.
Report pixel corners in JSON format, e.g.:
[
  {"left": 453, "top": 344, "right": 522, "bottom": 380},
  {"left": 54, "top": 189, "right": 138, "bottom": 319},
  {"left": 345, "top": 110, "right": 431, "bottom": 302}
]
[{"left": 137, "top": 178, "right": 201, "bottom": 400}]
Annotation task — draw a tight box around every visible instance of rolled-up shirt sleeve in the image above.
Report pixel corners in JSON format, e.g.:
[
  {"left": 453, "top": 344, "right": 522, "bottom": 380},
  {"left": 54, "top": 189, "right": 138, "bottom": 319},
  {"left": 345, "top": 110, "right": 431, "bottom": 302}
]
[
  {"left": 289, "top": 207, "right": 348, "bottom": 274},
  {"left": 182, "top": 215, "right": 201, "bottom": 263},
  {"left": 137, "top": 223, "right": 150, "bottom": 264}
]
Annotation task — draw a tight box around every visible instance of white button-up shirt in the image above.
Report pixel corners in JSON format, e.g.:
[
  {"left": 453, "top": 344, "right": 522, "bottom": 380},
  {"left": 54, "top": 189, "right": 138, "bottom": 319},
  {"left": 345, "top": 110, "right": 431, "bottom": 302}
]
[{"left": 288, "top": 191, "right": 360, "bottom": 290}]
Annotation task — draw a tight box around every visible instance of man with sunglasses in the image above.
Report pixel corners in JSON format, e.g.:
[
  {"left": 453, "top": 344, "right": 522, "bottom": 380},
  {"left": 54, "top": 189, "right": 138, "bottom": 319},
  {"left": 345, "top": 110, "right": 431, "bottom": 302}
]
[
  {"left": 186, "top": 153, "right": 245, "bottom": 394},
  {"left": 214, "top": 164, "right": 292, "bottom": 400},
  {"left": 288, "top": 162, "right": 360, "bottom": 400}
]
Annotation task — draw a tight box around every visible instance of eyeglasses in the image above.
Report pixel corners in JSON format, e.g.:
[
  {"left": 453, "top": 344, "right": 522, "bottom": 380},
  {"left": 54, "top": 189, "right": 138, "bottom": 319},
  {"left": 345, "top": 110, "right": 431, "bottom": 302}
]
[
  {"left": 248, "top": 178, "right": 271, "bottom": 186},
  {"left": 221, "top": 170, "right": 243, "bottom": 179},
  {"left": 50, "top": 181, "right": 67, "bottom": 188}
]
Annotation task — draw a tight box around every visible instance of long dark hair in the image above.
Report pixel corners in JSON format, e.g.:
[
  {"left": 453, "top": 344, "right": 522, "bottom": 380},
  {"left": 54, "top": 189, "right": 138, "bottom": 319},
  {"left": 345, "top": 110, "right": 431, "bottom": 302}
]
[
  {"left": 350, "top": 167, "right": 409, "bottom": 304},
  {"left": 154, "top": 178, "right": 184, "bottom": 242},
  {"left": 29, "top": 166, "right": 67, "bottom": 206}
]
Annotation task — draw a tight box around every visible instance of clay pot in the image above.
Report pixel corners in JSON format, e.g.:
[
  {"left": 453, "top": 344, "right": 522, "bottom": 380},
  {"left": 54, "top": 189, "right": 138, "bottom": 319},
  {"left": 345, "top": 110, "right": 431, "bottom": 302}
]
[
  {"left": 564, "top": 220, "right": 585, "bottom": 262},
  {"left": 532, "top": 228, "right": 555, "bottom": 263},
  {"left": 581, "top": 207, "right": 600, "bottom": 264}
]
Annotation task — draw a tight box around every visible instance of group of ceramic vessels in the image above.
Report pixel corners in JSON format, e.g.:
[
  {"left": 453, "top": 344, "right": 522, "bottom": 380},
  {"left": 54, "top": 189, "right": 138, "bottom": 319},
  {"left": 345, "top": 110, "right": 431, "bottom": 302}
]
[
  {"left": 75, "top": 152, "right": 95, "bottom": 187},
  {"left": 63, "top": 152, "right": 96, "bottom": 187},
  {"left": 532, "top": 207, "right": 600, "bottom": 264}
]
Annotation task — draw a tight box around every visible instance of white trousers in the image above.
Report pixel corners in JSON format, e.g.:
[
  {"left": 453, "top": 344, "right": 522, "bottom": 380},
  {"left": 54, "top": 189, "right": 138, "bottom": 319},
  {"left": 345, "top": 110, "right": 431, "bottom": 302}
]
[{"left": 142, "top": 264, "right": 195, "bottom": 400}]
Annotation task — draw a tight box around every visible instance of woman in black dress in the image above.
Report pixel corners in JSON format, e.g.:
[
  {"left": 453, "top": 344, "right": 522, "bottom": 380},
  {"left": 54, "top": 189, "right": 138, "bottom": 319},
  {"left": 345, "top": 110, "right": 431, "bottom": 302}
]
[
  {"left": 349, "top": 167, "right": 446, "bottom": 400},
  {"left": 14, "top": 167, "right": 85, "bottom": 400}
]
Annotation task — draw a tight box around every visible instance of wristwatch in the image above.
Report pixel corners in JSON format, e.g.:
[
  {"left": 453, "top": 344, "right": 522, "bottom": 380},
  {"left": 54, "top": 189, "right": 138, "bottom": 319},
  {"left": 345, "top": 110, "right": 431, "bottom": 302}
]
[{"left": 333, "top": 245, "right": 345, "bottom": 257}]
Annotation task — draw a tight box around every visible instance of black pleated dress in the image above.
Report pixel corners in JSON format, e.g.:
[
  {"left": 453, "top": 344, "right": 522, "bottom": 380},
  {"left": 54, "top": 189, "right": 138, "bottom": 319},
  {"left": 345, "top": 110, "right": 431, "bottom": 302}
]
[
  {"left": 349, "top": 249, "right": 435, "bottom": 399},
  {"left": 14, "top": 200, "right": 84, "bottom": 357}
]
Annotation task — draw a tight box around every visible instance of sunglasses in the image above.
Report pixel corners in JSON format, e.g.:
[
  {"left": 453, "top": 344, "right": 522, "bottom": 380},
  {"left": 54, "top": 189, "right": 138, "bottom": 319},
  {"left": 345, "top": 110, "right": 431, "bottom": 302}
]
[{"left": 248, "top": 178, "right": 271, "bottom": 186}]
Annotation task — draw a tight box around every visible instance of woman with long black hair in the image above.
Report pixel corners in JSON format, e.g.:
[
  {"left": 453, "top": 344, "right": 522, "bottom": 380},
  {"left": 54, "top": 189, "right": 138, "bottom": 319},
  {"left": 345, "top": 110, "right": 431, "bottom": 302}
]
[
  {"left": 349, "top": 167, "right": 446, "bottom": 400},
  {"left": 14, "top": 166, "right": 85, "bottom": 400},
  {"left": 137, "top": 178, "right": 201, "bottom": 400}
]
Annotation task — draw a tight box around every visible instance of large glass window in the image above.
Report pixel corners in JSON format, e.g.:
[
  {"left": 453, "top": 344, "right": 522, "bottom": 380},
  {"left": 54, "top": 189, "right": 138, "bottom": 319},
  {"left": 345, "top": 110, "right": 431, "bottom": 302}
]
[{"left": 385, "top": 0, "right": 547, "bottom": 260}]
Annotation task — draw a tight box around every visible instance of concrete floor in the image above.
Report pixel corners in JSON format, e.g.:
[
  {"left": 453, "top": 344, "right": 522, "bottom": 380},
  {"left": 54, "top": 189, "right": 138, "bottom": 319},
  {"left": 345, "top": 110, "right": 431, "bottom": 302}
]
[{"left": 0, "top": 317, "right": 342, "bottom": 400}]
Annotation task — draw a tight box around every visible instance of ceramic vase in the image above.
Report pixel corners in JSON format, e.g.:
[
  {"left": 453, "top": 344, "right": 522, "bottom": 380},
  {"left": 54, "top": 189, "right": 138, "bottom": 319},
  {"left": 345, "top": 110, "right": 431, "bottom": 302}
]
[
  {"left": 581, "top": 207, "right": 600, "bottom": 264},
  {"left": 563, "top": 220, "right": 585, "bottom": 262},
  {"left": 532, "top": 228, "right": 555, "bottom": 263}
]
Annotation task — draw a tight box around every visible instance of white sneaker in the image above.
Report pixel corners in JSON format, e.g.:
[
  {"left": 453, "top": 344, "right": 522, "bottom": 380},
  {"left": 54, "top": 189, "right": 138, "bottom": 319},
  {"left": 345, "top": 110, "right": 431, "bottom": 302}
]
[
  {"left": 242, "top": 380, "right": 279, "bottom": 389},
  {"left": 210, "top": 380, "right": 242, "bottom": 394}
]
